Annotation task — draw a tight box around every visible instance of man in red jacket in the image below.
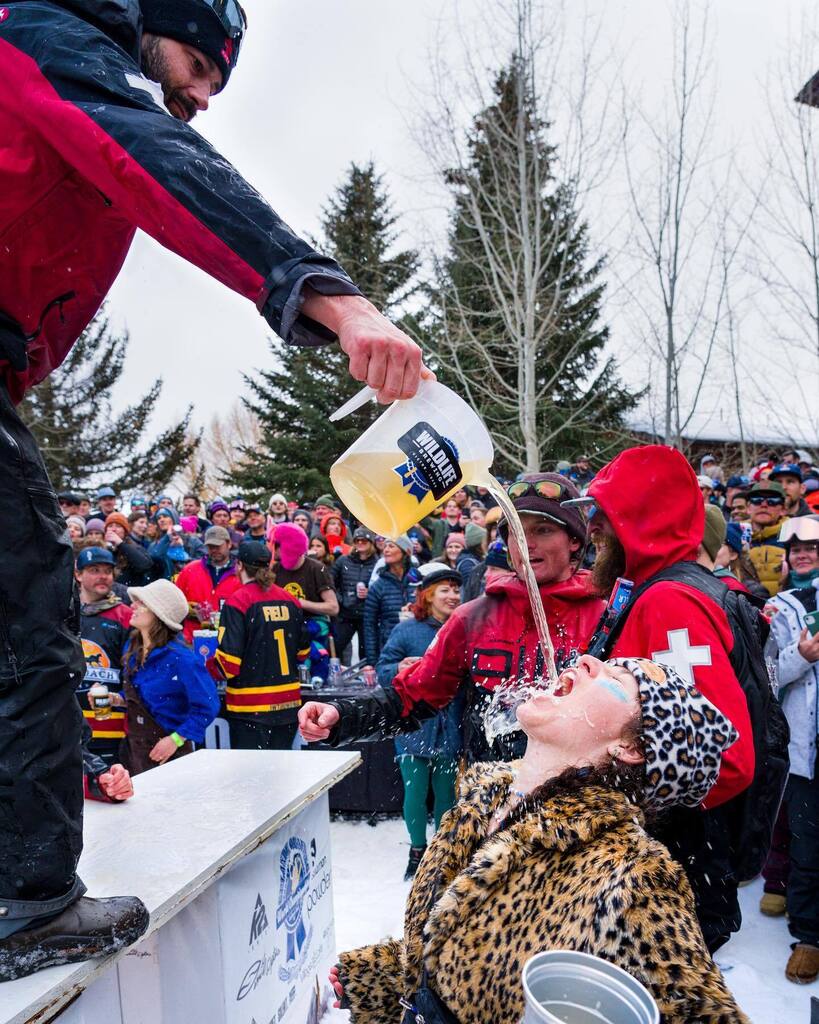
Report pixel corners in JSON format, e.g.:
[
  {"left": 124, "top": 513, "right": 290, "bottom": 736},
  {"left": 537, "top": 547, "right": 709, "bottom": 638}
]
[
  {"left": 175, "top": 526, "right": 242, "bottom": 642},
  {"left": 299, "top": 475, "right": 604, "bottom": 763},
  {"left": 0, "top": 0, "right": 429, "bottom": 979},
  {"left": 580, "top": 444, "right": 755, "bottom": 951}
]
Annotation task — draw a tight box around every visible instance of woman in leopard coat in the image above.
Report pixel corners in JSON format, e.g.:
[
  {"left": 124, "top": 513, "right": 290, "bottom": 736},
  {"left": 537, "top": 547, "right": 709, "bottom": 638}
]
[{"left": 334, "top": 656, "right": 749, "bottom": 1023}]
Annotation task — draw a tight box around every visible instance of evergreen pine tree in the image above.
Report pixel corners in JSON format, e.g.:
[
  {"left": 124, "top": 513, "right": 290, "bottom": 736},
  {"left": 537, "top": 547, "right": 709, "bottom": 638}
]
[
  {"left": 231, "top": 162, "right": 421, "bottom": 500},
  {"left": 429, "top": 56, "right": 639, "bottom": 473},
  {"left": 18, "top": 312, "right": 199, "bottom": 494}
]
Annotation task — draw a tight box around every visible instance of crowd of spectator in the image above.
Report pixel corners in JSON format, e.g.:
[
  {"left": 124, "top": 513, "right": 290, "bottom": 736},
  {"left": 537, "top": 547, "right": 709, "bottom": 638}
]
[{"left": 63, "top": 440, "right": 819, "bottom": 985}]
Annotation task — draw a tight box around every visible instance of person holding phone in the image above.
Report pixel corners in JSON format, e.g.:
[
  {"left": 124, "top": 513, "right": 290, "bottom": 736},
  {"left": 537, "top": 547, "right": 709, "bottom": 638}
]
[{"left": 764, "top": 515, "right": 819, "bottom": 983}]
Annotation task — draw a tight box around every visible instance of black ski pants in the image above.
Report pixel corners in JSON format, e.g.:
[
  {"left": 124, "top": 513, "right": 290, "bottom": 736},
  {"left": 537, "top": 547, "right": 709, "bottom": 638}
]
[
  {"left": 0, "top": 383, "right": 86, "bottom": 924},
  {"left": 786, "top": 760, "right": 819, "bottom": 947}
]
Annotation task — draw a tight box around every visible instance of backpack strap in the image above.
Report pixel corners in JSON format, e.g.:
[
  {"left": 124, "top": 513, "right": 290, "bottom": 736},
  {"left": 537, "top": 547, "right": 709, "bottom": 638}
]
[{"left": 592, "top": 561, "right": 729, "bottom": 661}]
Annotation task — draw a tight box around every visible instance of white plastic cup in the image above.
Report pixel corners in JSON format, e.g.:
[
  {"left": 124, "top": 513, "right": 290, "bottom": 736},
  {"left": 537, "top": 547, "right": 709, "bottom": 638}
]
[{"left": 522, "top": 951, "right": 659, "bottom": 1024}]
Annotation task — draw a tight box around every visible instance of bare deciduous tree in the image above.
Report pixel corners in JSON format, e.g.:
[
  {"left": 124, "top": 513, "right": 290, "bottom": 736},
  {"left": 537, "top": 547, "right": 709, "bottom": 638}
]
[
  {"left": 618, "top": 1, "right": 750, "bottom": 451},
  {"left": 417, "top": 0, "right": 637, "bottom": 473}
]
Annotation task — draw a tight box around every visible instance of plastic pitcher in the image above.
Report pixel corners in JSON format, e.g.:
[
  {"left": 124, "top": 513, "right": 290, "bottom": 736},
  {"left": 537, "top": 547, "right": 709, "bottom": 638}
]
[
  {"left": 330, "top": 380, "right": 494, "bottom": 537},
  {"left": 522, "top": 951, "right": 659, "bottom": 1024}
]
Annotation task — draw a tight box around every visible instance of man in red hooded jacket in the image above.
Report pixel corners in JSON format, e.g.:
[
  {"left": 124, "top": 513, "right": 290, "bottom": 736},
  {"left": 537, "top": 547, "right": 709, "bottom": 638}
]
[
  {"left": 299, "top": 475, "right": 604, "bottom": 763},
  {"left": 580, "top": 444, "right": 755, "bottom": 952}
]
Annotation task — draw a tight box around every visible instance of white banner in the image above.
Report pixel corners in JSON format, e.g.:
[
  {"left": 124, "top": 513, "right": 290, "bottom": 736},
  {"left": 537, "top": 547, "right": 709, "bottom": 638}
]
[{"left": 218, "top": 793, "right": 335, "bottom": 1024}]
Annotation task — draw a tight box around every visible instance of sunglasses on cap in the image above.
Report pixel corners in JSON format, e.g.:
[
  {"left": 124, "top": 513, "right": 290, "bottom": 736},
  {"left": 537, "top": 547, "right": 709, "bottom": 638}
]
[
  {"left": 507, "top": 479, "right": 573, "bottom": 501},
  {"left": 779, "top": 517, "right": 819, "bottom": 543},
  {"left": 748, "top": 495, "right": 784, "bottom": 507}
]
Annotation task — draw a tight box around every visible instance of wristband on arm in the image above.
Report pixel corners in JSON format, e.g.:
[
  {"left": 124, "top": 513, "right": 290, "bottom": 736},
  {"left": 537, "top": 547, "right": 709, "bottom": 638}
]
[{"left": 170, "top": 732, "right": 185, "bottom": 748}]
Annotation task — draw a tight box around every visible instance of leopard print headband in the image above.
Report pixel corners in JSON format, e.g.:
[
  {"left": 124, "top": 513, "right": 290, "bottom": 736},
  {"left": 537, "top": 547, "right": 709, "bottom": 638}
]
[{"left": 608, "top": 658, "right": 739, "bottom": 811}]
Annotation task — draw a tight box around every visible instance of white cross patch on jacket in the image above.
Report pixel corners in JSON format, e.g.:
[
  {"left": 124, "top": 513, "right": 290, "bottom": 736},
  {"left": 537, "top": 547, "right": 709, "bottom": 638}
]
[{"left": 651, "top": 628, "right": 712, "bottom": 684}]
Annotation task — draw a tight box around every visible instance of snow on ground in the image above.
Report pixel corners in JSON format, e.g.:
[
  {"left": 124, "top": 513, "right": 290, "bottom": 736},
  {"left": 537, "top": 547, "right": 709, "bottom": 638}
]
[{"left": 323, "top": 816, "right": 818, "bottom": 1024}]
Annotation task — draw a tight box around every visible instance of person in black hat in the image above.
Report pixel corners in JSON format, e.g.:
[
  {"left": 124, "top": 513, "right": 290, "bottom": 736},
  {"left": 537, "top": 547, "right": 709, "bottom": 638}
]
[
  {"left": 0, "top": 0, "right": 435, "bottom": 979},
  {"left": 212, "top": 540, "right": 308, "bottom": 751},
  {"left": 332, "top": 527, "right": 379, "bottom": 663},
  {"left": 242, "top": 503, "right": 267, "bottom": 541}
]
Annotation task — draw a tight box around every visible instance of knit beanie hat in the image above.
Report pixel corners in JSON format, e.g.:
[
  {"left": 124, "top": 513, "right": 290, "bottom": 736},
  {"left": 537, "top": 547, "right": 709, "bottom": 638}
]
[
  {"left": 105, "top": 511, "right": 132, "bottom": 535},
  {"left": 392, "top": 533, "right": 414, "bottom": 556},
  {"left": 140, "top": 0, "right": 246, "bottom": 92},
  {"left": 464, "top": 522, "right": 488, "bottom": 549},
  {"left": 485, "top": 540, "right": 510, "bottom": 569},
  {"left": 85, "top": 518, "right": 106, "bottom": 534},
  {"left": 66, "top": 515, "right": 86, "bottom": 536},
  {"left": 179, "top": 515, "right": 199, "bottom": 533},
  {"left": 445, "top": 532, "right": 466, "bottom": 549},
  {"left": 127, "top": 578, "right": 189, "bottom": 631},
  {"left": 274, "top": 522, "right": 308, "bottom": 570},
  {"left": 608, "top": 658, "right": 738, "bottom": 811},
  {"left": 154, "top": 506, "right": 180, "bottom": 525},
  {"left": 724, "top": 521, "right": 743, "bottom": 555},
  {"left": 501, "top": 473, "right": 587, "bottom": 545},
  {"left": 701, "top": 505, "right": 727, "bottom": 561}
]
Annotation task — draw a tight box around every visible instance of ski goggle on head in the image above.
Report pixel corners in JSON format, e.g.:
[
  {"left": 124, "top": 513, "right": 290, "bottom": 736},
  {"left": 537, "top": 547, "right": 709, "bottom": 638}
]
[
  {"left": 779, "top": 516, "right": 819, "bottom": 544},
  {"left": 507, "top": 479, "right": 572, "bottom": 501}
]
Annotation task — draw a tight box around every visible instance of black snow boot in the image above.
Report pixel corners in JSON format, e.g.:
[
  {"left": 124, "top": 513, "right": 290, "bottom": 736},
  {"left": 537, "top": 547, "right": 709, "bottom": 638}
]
[
  {"left": 0, "top": 896, "right": 149, "bottom": 982},
  {"left": 404, "top": 846, "right": 426, "bottom": 881}
]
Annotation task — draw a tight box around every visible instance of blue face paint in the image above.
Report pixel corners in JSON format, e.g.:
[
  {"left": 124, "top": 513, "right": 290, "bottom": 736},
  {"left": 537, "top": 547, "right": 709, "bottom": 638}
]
[{"left": 593, "top": 676, "right": 630, "bottom": 703}]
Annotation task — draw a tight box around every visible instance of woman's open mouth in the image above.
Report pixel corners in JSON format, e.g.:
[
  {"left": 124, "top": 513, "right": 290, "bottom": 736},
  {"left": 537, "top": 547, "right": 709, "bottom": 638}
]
[{"left": 552, "top": 667, "right": 577, "bottom": 697}]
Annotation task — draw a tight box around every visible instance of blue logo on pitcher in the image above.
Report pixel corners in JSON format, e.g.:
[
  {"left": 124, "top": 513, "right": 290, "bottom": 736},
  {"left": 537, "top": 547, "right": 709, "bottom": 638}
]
[
  {"left": 393, "top": 456, "right": 432, "bottom": 502},
  {"left": 276, "top": 837, "right": 311, "bottom": 967},
  {"left": 394, "top": 424, "right": 462, "bottom": 504}
]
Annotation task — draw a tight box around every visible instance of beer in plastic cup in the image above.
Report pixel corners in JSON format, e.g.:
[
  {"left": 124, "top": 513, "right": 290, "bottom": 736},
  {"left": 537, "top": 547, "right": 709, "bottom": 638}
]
[{"left": 88, "top": 682, "right": 112, "bottom": 720}]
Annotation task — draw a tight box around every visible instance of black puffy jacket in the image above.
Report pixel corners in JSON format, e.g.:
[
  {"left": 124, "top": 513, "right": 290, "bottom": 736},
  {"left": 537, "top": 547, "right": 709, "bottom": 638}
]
[{"left": 332, "top": 551, "right": 377, "bottom": 619}]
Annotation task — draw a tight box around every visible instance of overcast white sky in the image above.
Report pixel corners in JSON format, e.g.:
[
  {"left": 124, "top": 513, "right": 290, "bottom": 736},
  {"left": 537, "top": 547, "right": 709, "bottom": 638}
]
[{"left": 105, "top": 0, "right": 818, "bottom": 447}]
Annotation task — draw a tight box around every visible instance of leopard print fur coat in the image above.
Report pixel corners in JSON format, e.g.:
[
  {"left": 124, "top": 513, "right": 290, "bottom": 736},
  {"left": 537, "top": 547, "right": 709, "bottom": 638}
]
[{"left": 338, "top": 762, "right": 748, "bottom": 1024}]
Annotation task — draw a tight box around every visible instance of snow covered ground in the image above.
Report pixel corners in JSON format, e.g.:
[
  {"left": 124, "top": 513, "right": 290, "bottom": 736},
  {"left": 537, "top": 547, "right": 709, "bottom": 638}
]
[{"left": 323, "top": 816, "right": 818, "bottom": 1024}]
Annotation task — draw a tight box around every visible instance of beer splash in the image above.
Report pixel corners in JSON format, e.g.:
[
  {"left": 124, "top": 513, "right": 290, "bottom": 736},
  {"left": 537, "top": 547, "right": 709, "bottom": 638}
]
[{"left": 480, "top": 476, "right": 562, "bottom": 746}]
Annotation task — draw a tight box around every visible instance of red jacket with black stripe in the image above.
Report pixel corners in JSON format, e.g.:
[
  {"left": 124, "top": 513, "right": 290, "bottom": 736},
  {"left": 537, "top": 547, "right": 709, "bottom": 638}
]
[
  {"left": 215, "top": 580, "right": 307, "bottom": 722},
  {"left": 0, "top": 0, "right": 359, "bottom": 402}
]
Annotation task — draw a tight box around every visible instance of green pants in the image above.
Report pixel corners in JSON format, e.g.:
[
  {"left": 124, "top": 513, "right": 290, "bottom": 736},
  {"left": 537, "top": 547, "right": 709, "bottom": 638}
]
[{"left": 398, "top": 755, "right": 458, "bottom": 848}]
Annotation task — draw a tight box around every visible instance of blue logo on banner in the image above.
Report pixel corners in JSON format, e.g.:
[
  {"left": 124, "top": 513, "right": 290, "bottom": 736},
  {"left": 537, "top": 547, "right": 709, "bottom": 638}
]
[{"left": 276, "top": 837, "right": 311, "bottom": 973}]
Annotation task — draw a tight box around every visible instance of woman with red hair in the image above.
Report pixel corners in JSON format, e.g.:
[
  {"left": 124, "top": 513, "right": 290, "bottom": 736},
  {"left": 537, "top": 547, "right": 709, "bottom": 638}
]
[{"left": 376, "top": 563, "right": 464, "bottom": 879}]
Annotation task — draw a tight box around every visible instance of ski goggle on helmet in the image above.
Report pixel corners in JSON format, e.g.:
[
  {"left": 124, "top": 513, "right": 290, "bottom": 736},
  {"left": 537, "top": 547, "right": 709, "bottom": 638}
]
[
  {"left": 779, "top": 515, "right": 819, "bottom": 544},
  {"left": 202, "top": 0, "right": 247, "bottom": 61}
]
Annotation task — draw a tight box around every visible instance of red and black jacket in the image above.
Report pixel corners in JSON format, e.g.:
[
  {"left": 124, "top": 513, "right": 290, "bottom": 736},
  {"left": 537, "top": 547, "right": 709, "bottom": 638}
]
[
  {"left": 214, "top": 580, "right": 307, "bottom": 722},
  {"left": 77, "top": 598, "right": 132, "bottom": 752},
  {"left": 0, "top": 0, "right": 360, "bottom": 401}
]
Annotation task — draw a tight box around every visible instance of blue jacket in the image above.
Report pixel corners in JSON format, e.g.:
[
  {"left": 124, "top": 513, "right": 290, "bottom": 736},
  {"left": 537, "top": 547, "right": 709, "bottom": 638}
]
[
  {"left": 377, "top": 615, "right": 463, "bottom": 759},
  {"left": 124, "top": 638, "right": 220, "bottom": 743},
  {"left": 363, "top": 567, "right": 419, "bottom": 664}
]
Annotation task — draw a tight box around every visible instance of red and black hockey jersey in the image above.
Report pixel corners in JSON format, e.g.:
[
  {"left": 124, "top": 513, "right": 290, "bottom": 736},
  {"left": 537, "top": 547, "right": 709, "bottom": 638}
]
[{"left": 215, "top": 580, "right": 307, "bottom": 721}]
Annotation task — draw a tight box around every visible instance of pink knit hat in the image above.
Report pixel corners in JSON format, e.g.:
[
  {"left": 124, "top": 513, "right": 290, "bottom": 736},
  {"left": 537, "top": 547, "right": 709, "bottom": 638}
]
[
  {"left": 274, "top": 522, "right": 309, "bottom": 570},
  {"left": 446, "top": 532, "right": 466, "bottom": 548}
]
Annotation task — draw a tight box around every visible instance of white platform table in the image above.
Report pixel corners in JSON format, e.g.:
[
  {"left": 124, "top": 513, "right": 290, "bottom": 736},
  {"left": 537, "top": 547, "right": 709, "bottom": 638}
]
[{"left": 0, "top": 749, "right": 360, "bottom": 1024}]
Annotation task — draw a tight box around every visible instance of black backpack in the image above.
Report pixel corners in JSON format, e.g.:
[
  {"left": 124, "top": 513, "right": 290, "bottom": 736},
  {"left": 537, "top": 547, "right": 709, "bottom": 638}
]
[{"left": 592, "top": 561, "right": 790, "bottom": 881}]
